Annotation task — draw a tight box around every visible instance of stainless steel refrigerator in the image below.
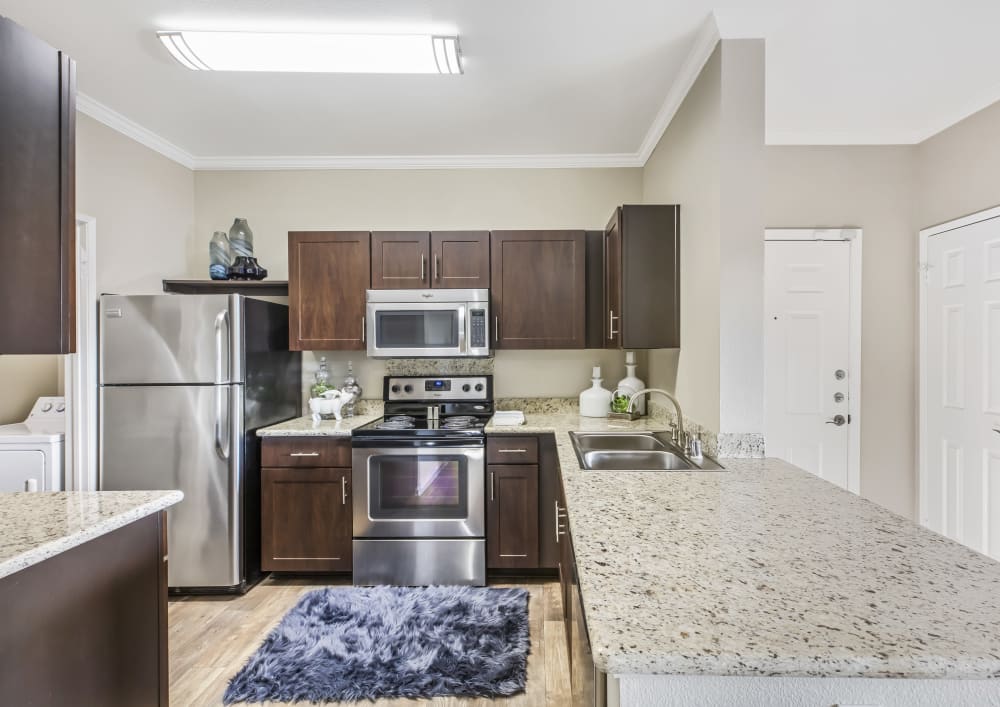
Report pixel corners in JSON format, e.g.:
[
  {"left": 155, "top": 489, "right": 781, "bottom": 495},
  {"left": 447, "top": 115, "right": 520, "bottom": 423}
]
[{"left": 99, "top": 294, "right": 301, "bottom": 592}]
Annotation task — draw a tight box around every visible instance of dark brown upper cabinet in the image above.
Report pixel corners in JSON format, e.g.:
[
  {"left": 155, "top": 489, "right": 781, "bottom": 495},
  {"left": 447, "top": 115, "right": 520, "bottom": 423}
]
[
  {"left": 371, "top": 231, "right": 490, "bottom": 290},
  {"left": 0, "top": 17, "right": 76, "bottom": 354},
  {"left": 371, "top": 231, "right": 430, "bottom": 289},
  {"left": 604, "top": 205, "right": 680, "bottom": 349},
  {"left": 490, "top": 230, "right": 587, "bottom": 349},
  {"left": 288, "top": 231, "right": 370, "bottom": 350},
  {"left": 431, "top": 231, "right": 490, "bottom": 289}
]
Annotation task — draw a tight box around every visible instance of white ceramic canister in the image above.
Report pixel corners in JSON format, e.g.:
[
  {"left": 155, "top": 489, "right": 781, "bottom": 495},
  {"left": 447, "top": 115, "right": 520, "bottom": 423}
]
[
  {"left": 579, "top": 366, "right": 613, "bottom": 418},
  {"left": 616, "top": 351, "right": 646, "bottom": 415}
]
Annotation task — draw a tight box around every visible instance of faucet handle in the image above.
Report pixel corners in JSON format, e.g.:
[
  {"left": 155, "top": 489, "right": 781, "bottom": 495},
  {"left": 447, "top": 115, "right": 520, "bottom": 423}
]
[{"left": 669, "top": 423, "right": 679, "bottom": 443}]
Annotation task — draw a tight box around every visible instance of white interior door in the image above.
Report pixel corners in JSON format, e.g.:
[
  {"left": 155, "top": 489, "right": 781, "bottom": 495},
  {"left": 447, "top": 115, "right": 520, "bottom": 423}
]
[
  {"left": 922, "top": 216, "right": 1000, "bottom": 556},
  {"left": 765, "top": 240, "right": 853, "bottom": 489}
]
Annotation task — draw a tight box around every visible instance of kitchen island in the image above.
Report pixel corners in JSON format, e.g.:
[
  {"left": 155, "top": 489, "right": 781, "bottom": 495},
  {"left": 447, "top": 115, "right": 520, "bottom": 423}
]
[
  {"left": 0, "top": 490, "right": 182, "bottom": 707},
  {"left": 487, "top": 413, "right": 1000, "bottom": 706}
]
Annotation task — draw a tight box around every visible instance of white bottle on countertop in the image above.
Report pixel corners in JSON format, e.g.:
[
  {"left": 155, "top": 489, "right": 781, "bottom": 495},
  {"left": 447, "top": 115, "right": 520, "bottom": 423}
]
[
  {"left": 579, "top": 366, "right": 613, "bottom": 418},
  {"left": 617, "top": 351, "right": 646, "bottom": 415}
]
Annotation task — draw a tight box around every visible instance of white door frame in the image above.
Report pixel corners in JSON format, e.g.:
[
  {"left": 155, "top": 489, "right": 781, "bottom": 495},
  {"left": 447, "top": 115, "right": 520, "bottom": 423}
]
[
  {"left": 764, "top": 228, "right": 863, "bottom": 494},
  {"left": 918, "top": 204, "right": 1000, "bottom": 526},
  {"left": 64, "top": 213, "right": 98, "bottom": 491}
]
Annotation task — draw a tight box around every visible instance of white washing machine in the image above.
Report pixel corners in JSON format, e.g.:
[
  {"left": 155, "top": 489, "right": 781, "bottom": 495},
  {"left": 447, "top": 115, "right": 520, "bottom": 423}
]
[{"left": 0, "top": 396, "right": 66, "bottom": 492}]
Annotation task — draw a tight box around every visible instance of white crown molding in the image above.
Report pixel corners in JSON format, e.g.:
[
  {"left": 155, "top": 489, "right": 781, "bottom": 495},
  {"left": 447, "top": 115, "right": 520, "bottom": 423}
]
[
  {"left": 76, "top": 93, "right": 196, "bottom": 169},
  {"left": 190, "top": 152, "right": 643, "bottom": 171},
  {"left": 635, "top": 14, "right": 721, "bottom": 164}
]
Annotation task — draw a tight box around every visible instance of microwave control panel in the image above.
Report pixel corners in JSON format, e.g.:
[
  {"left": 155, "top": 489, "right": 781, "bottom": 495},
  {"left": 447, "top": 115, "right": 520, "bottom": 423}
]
[{"left": 470, "top": 309, "right": 487, "bottom": 348}]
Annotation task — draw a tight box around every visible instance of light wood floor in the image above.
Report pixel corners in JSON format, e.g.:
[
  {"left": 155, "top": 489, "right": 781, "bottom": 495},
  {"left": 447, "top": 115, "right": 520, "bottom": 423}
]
[{"left": 169, "top": 577, "right": 571, "bottom": 706}]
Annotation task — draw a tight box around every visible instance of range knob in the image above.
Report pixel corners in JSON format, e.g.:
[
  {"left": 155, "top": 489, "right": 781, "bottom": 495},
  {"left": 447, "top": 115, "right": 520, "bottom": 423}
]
[
  {"left": 462, "top": 383, "right": 471, "bottom": 392},
  {"left": 474, "top": 383, "right": 484, "bottom": 392},
  {"left": 41, "top": 402, "right": 52, "bottom": 412},
  {"left": 391, "top": 384, "right": 401, "bottom": 393},
  {"left": 56, "top": 403, "right": 65, "bottom": 413},
  {"left": 404, "top": 384, "right": 414, "bottom": 393}
]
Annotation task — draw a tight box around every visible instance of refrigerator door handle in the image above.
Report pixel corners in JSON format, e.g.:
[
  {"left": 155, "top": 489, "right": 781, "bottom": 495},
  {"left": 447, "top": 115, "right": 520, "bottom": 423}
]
[
  {"left": 215, "top": 385, "right": 231, "bottom": 461},
  {"left": 214, "top": 309, "right": 230, "bottom": 384}
]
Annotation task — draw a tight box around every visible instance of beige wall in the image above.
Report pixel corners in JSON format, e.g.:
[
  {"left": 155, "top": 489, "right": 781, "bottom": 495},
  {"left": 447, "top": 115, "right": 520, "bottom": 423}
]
[
  {"left": 718, "top": 40, "right": 767, "bottom": 435},
  {"left": 0, "top": 355, "right": 61, "bottom": 423},
  {"left": 77, "top": 115, "right": 196, "bottom": 294},
  {"left": 765, "top": 146, "right": 917, "bottom": 518},
  {"left": 195, "top": 167, "right": 643, "bottom": 399},
  {"left": 641, "top": 46, "right": 722, "bottom": 430},
  {"left": 917, "top": 99, "right": 1000, "bottom": 229}
]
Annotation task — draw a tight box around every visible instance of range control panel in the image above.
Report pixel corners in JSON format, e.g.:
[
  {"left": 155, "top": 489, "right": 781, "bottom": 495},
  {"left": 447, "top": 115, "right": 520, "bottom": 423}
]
[{"left": 385, "top": 376, "right": 491, "bottom": 402}]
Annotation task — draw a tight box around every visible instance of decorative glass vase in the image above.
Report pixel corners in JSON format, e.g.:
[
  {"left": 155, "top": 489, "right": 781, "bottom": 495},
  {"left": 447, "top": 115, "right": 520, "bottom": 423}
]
[
  {"left": 228, "top": 218, "right": 254, "bottom": 259},
  {"left": 209, "top": 231, "right": 232, "bottom": 280}
]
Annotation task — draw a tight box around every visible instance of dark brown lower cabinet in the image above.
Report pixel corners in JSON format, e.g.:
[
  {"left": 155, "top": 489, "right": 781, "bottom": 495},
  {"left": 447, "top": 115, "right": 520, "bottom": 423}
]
[
  {"left": 487, "top": 464, "right": 540, "bottom": 569},
  {"left": 262, "top": 467, "right": 352, "bottom": 572},
  {"left": 0, "top": 512, "right": 168, "bottom": 707},
  {"left": 261, "top": 438, "right": 352, "bottom": 572}
]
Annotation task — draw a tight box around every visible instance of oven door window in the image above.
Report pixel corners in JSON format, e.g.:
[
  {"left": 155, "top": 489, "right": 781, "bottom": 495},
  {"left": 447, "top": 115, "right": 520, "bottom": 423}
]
[
  {"left": 369, "top": 455, "right": 468, "bottom": 520},
  {"left": 374, "top": 310, "right": 459, "bottom": 349}
]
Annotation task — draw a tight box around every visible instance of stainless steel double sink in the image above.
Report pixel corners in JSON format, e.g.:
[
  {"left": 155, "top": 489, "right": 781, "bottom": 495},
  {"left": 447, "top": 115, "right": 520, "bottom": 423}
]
[{"left": 570, "top": 431, "right": 725, "bottom": 471}]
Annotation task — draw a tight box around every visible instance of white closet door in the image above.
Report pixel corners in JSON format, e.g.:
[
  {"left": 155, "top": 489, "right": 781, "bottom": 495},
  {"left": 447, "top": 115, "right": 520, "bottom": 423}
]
[
  {"left": 923, "top": 217, "right": 1000, "bottom": 556},
  {"left": 765, "top": 241, "right": 852, "bottom": 489}
]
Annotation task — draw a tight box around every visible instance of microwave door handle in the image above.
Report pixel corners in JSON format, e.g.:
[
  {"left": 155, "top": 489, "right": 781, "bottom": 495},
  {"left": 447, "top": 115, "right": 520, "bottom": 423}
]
[{"left": 458, "top": 305, "right": 467, "bottom": 354}]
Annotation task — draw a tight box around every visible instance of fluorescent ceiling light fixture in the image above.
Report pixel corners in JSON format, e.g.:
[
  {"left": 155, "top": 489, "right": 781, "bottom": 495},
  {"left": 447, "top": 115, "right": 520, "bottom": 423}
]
[{"left": 157, "top": 31, "right": 463, "bottom": 74}]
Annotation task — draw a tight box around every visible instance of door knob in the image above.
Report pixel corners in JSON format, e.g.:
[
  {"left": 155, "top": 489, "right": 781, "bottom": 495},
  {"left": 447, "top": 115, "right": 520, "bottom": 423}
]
[{"left": 826, "top": 414, "right": 846, "bottom": 426}]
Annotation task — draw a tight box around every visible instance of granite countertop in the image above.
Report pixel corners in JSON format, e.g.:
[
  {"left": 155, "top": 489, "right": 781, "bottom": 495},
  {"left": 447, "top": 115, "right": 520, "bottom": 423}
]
[
  {"left": 0, "top": 490, "right": 183, "bottom": 579},
  {"left": 257, "top": 413, "right": 382, "bottom": 437},
  {"left": 489, "top": 411, "right": 1000, "bottom": 680}
]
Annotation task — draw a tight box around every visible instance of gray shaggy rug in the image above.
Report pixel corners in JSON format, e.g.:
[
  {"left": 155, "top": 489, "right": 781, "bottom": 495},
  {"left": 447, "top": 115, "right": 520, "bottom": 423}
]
[{"left": 222, "top": 585, "right": 529, "bottom": 704}]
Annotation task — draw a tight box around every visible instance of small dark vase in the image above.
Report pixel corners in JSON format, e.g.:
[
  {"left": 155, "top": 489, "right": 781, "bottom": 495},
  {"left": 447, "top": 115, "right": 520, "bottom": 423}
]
[{"left": 228, "top": 256, "right": 268, "bottom": 281}]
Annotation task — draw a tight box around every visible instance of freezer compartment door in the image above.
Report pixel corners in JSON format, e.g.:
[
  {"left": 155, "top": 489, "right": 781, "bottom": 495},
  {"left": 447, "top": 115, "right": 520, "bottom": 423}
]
[
  {"left": 100, "top": 294, "right": 242, "bottom": 385},
  {"left": 100, "top": 384, "right": 244, "bottom": 589}
]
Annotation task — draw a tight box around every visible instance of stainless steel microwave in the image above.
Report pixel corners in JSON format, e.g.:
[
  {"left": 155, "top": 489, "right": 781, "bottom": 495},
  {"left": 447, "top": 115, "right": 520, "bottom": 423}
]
[{"left": 365, "top": 289, "right": 490, "bottom": 358}]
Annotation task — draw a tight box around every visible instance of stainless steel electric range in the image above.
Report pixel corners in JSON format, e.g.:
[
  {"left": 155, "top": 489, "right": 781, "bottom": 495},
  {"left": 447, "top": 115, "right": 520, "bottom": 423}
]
[{"left": 351, "top": 375, "right": 494, "bottom": 586}]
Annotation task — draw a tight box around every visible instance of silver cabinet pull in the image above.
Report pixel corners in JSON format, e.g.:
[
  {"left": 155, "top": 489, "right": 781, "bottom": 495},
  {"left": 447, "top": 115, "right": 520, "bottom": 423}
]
[
  {"left": 554, "top": 501, "right": 561, "bottom": 545},
  {"left": 497, "top": 448, "right": 527, "bottom": 454},
  {"left": 489, "top": 471, "right": 495, "bottom": 501},
  {"left": 421, "top": 254, "right": 426, "bottom": 282},
  {"left": 494, "top": 316, "right": 499, "bottom": 342},
  {"left": 434, "top": 254, "right": 440, "bottom": 281},
  {"left": 609, "top": 309, "right": 619, "bottom": 339},
  {"left": 341, "top": 475, "right": 347, "bottom": 505},
  {"left": 289, "top": 451, "right": 320, "bottom": 457},
  {"left": 361, "top": 316, "right": 366, "bottom": 343}
]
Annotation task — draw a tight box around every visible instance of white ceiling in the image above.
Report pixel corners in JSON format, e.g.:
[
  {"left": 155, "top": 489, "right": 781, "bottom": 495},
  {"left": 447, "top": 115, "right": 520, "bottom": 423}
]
[{"left": 2, "top": 0, "right": 1000, "bottom": 167}]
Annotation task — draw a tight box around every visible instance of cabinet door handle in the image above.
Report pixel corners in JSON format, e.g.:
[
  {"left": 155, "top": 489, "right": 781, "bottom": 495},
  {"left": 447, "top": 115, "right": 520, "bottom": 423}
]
[
  {"left": 341, "top": 476, "right": 347, "bottom": 505},
  {"left": 494, "top": 316, "right": 500, "bottom": 342},
  {"left": 421, "top": 254, "right": 426, "bottom": 282},
  {"left": 609, "top": 309, "right": 619, "bottom": 339},
  {"left": 361, "top": 316, "right": 366, "bottom": 343},
  {"left": 554, "top": 501, "right": 560, "bottom": 545},
  {"left": 289, "top": 452, "right": 320, "bottom": 457},
  {"left": 434, "top": 254, "right": 440, "bottom": 281},
  {"left": 489, "top": 471, "right": 495, "bottom": 501},
  {"left": 497, "top": 448, "right": 527, "bottom": 454}
]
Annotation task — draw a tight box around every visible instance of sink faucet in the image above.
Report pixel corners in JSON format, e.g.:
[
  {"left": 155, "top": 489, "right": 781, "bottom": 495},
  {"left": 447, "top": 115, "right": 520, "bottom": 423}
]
[{"left": 627, "top": 388, "right": 684, "bottom": 439}]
